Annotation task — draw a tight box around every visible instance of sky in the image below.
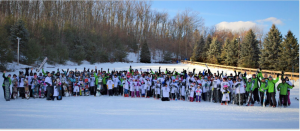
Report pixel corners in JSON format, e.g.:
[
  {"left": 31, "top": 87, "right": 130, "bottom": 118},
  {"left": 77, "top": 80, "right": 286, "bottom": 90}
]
[{"left": 151, "top": 1, "right": 299, "bottom": 40}]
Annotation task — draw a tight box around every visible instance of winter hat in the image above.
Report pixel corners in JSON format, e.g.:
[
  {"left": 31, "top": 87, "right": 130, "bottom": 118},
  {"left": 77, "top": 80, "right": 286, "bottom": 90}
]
[
  {"left": 199, "top": 83, "right": 202, "bottom": 86},
  {"left": 8, "top": 74, "right": 11, "bottom": 77},
  {"left": 268, "top": 75, "right": 272, "bottom": 78},
  {"left": 223, "top": 85, "right": 228, "bottom": 88},
  {"left": 13, "top": 74, "right": 17, "bottom": 77}
]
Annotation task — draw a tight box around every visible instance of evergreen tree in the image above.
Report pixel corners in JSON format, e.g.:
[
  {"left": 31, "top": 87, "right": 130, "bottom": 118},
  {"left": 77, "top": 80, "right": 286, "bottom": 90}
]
[
  {"left": 220, "top": 38, "right": 230, "bottom": 64},
  {"left": 259, "top": 24, "right": 282, "bottom": 70},
  {"left": 207, "top": 37, "right": 220, "bottom": 64},
  {"left": 225, "top": 38, "right": 239, "bottom": 66},
  {"left": 238, "top": 29, "right": 260, "bottom": 68},
  {"left": 191, "top": 35, "right": 204, "bottom": 62},
  {"left": 140, "top": 40, "right": 151, "bottom": 63},
  {"left": 278, "top": 30, "right": 299, "bottom": 72},
  {"left": 202, "top": 34, "right": 212, "bottom": 62},
  {"left": 0, "top": 24, "right": 13, "bottom": 70},
  {"left": 72, "top": 45, "right": 86, "bottom": 65},
  {"left": 113, "top": 38, "right": 128, "bottom": 62},
  {"left": 10, "top": 19, "right": 29, "bottom": 62},
  {"left": 24, "top": 38, "right": 42, "bottom": 64},
  {"left": 56, "top": 43, "right": 69, "bottom": 64},
  {"left": 163, "top": 51, "right": 173, "bottom": 62}
]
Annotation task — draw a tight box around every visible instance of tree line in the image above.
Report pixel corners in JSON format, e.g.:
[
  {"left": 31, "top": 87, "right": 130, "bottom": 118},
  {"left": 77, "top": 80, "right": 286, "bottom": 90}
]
[
  {"left": 191, "top": 24, "right": 299, "bottom": 72},
  {"left": 0, "top": 1, "right": 298, "bottom": 72}
]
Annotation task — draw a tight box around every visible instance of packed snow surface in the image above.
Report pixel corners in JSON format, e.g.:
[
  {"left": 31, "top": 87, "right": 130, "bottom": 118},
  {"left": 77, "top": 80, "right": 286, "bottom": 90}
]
[{"left": 0, "top": 62, "right": 299, "bottom": 129}]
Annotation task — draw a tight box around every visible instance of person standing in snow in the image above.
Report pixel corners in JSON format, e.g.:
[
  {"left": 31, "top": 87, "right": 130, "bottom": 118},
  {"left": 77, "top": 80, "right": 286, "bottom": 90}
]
[
  {"left": 265, "top": 74, "right": 280, "bottom": 108},
  {"left": 195, "top": 84, "right": 202, "bottom": 102},
  {"left": 161, "top": 83, "right": 170, "bottom": 101},
  {"left": 221, "top": 85, "right": 230, "bottom": 105},
  {"left": 45, "top": 72, "right": 53, "bottom": 100},
  {"left": 2, "top": 71, "right": 11, "bottom": 100},
  {"left": 277, "top": 78, "right": 294, "bottom": 107},
  {"left": 107, "top": 77, "right": 113, "bottom": 96}
]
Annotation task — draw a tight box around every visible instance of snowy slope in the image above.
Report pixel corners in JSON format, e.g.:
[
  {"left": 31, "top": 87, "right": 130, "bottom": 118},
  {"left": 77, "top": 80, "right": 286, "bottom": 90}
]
[{"left": 0, "top": 62, "right": 298, "bottom": 129}]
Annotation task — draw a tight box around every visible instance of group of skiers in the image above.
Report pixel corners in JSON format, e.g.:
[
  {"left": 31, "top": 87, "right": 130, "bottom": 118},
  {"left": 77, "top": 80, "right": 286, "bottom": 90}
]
[{"left": 2, "top": 65, "right": 295, "bottom": 108}]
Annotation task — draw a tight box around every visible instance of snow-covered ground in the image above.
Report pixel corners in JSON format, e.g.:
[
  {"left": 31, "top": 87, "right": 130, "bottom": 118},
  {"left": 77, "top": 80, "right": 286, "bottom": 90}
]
[{"left": 0, "top": 62, "right": 299, "bottom": 129}]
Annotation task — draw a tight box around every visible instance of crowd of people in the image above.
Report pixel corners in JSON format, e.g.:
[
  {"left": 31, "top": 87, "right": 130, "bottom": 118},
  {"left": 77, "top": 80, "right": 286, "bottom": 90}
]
[{"left": 2, "top": 65, "right": 295, "bottom": 108}]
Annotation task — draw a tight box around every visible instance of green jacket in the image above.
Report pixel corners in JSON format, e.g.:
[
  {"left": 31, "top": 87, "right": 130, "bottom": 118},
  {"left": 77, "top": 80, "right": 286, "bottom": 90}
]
[
  {"left": 94, "top": 73, "right": 99, "bottom": 85},
  {"left": 265, "top": 77, "right": 279, "bottom": 93},
  {"left": 102, "top": 75, "right": 109, "bottom": 84},
  {"left": 259, "top": 81, "right": 268, "bottom": 92},
  {"left": 119, "top": 77, "right": 124, "bottom": 86},
  {"left": 277, "top": 83, "right": 293, "bottom": 95},
  {"left": 251, "top": 72, "right": 261, "bottom": 89},
  {"left": 245, "top": 81, "right": 254, "bottom": 92},
  {"left": 2, "top": 73, "right": 11, "bottom": 86},
  {"left": 42, "top": 69, "right": 47, "bottom": 76}
]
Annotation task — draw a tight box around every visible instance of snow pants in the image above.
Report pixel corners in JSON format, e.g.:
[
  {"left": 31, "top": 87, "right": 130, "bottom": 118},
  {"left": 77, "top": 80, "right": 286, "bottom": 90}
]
[
  {"left": 136, "top": 91, "right": 140, "bottom": 97},
  {"left": 288, "top": 90, "right": 291, "bottom": 105},
  {"left": 162, "top": 97, "right": 170, "bottom": 101},
  {"left": 245, "top": 91, "right": 254, "bottom": 104},
  {"left": 253, "top": 88, "right": 260, "bottom": 102},
  {"left": 196, "top": 95, "right": 201, "bottom": 102},
  {"left": 119, "top": 86, "right": 123, "bottom": 96},
  {"left": 279, "top": 95, "right": 288, "bottom": 106},
  {"left": 202, "top": 92, "right": 207, "bottom": 101},
  {"left": 131, "top": 91, "right": 135, "bottom": 97},
  {"left": 235, "top": 93, "right": 244, "bottom": 105},
  {"left": 108, "top": 89, "right": 113, "bottom": 96},
  {"left": 267, "top": 92, "right": 276, "bottom": 107}
]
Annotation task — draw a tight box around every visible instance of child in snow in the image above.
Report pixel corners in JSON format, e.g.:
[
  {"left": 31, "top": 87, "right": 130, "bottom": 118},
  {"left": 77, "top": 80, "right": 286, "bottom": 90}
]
[
  {"left": 221, "top": 85, "right": 230, "bottom": 105},
  {"left": 161, "top": 83, "right": 170, "bottom": 101},
  {"left": 155, "top": 80, "right": 161, "bottom": 99},
  {"left": 277, "top": 78, "right": 294, "bottom": 107},
  {"left": 122, "top": 77, "right": 129, "bottom": 97},
  {"left": 189, "top": 83, "right": 195, "bottom": 102},
  {"left": 130, "top": 79, "right": 135, "bottom": 97},
  {"left": 195, "top": 84, "right": 202, "bottom": 102},
  {"left": 107, "top": 77, "right": 114, "bottom": 96}
]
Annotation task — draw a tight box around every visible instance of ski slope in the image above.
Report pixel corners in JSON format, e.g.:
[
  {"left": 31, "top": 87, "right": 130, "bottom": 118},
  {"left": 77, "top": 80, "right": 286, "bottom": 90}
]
[{"left": 0, "top": 62, "right": 299, "bottom": 129}]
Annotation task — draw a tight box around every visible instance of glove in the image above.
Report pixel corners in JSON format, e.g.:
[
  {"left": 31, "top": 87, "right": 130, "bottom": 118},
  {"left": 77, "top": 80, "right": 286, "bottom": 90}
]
[
  {"left": 282, "top": 71, "right": 284, "bottom": 75},
  {"left": 222, "top": 92, "right": 224, "bottom": 94},
  {"left": 227, "top": 91, "right": 230, "bottom": 94},
  {"left": 212, "top": 88, "right": 214, "bottom": 91},
  {"left": 277, "top": 74, "right": 279, "bottom": 77}
]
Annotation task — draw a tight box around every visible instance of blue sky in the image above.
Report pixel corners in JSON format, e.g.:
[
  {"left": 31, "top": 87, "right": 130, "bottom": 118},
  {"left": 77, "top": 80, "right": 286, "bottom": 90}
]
[{"left": 151, "top": 1, "right": 299, "bottom": 40}]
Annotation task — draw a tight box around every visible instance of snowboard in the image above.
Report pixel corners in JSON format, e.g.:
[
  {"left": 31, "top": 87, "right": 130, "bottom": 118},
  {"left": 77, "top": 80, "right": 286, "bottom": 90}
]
[
  {"left": 24, "top": 86, "right": 30, "bottom": 100},
  {"left": 12, "top": 86, "right": 18, "bottom": 99},
  {"left": 97, "top": 78, "right": 102, "bottom": 96},
  {"left": 4, "top": 80, "right": 10, "bottom": 101},
  {"left": 36, "top": 57, "right": 48, "bottom": 72},
  {"left": 57, "top": 86, "right": 63, "bottom": 100},
  {"left": 12, "top": 79, "right": 18, "bottom": 99},
  {"left": 47, "top": 86, "right": 53, "bottom": 100},
  {"left": 68, "top": 85, "right": 73, "bottom": 96},
  {"left": 33, "top": 85, "right": 39, "bottom": 98},
  {"left": 84, "top": 85, "right": 90, "bottom": 96},
  {"left": 64, "top": 85, "right": 69, "bottom": 97},
  {"left": 210, "top": 87, "right": 214, "bottom": 102},
  {"left": 40, "top": 85, "right": 45, "bottom": 98}
]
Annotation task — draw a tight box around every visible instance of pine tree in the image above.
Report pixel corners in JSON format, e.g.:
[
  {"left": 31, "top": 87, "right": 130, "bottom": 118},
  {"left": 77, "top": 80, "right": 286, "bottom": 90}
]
[
  {"left": 0, "top": 24, "right": 13, "bottom": 70},
  {"left": 225, "top": 38, "right": 239, "bottom": 66},
  {"left": 207, "top": 37, "right": 220, "bottom": 64},
  {"left": 202, "top": 34, "right": 212, "bottom": 62},
  {"left": 238, "top": 29, "right": 260, "bottom": 68},
  {"left": 10, "top": 19, "right": 29, "bottom": 62},
  {"left": 278, "top": 30, "right": 299, "bottom": 72},
  {"left": 140, "top": 40, "right": 151, "bottom": 63},
  {"left": 259, "top": 24, "right": 282, "bottom": 70},
  {"left": 24, "top": 38, "right": 42, "bottom": 64},
  {"left": 220, "top": 38, "right": 230, "bottom": 64},
  {"left": 191, "top": 35, "right": 204, "bottom": 62},
  {"left": 163, "top": 51, "right": 173, "bottom": 62}
]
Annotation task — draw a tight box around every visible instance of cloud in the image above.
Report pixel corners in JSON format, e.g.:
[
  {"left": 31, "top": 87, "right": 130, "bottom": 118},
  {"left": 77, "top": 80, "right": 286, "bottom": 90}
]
[
  {"left": 256, "top": 17, "right": 283, "bottom": 25},
  {"left": 216, "top": 21, "right": 258, "bottom": 32}
]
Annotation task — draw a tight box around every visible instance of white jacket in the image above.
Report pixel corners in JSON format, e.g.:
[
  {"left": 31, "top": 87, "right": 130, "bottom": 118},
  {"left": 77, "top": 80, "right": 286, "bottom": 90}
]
[
  {"left": 113, "top": 77, "right": 119, "bottom": 87},
  {"left": 234, "top": 82, "right": 245, "bottom": 94},
  {"left": 122, "top": 80, "right": 129, "bottom": 90},
  {"left": 89, "top": 77, "right": 95, "bottom": 87},
  {"left": 162, "top": 86, "right": 170, "bottom": 98},
  {"left": 107, "top": 80, "right": 113, "bottom": 89}
]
